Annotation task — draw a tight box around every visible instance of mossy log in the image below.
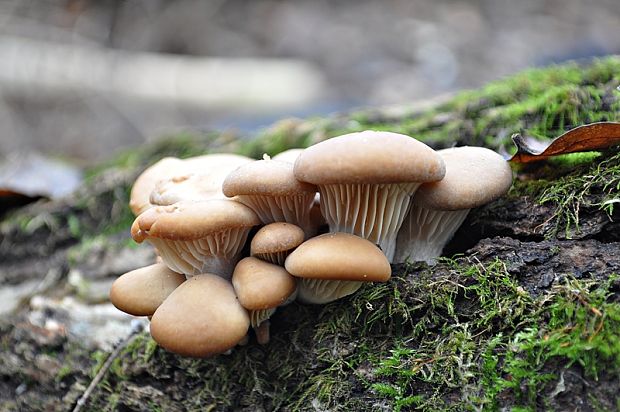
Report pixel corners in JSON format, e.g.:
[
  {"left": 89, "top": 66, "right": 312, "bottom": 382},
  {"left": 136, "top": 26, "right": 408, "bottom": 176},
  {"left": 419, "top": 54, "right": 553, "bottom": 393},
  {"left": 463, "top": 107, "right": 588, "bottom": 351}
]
[{"left": 1, "top": 57, "right": 620, "bottom": 411}]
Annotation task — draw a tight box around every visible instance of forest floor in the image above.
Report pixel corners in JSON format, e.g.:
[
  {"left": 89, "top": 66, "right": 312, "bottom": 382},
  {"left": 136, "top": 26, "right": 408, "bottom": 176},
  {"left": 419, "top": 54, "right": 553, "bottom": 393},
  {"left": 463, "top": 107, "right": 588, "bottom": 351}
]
[{"left": 1, "top": 57, "right": 619, "bottom": 411}]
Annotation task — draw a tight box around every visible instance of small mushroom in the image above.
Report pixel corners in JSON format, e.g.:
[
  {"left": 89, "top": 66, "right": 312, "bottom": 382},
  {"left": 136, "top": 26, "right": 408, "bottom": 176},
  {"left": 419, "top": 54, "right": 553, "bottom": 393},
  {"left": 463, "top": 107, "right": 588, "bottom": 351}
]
[
  {"left": 284, "top": 232, "right": 391, "bottom": 304},
  {"left": 232, "top": 257, "right": 297, "bottom": 344},
  {"left": 222, "top": 157, "right": 318, "bottom": 237},
  {"left": 150, "top": 274, "right": 250, "bottom": 357},
  {"left": 394, "top": 146, "right": 513, "bottom": 264},
  {"left": 131, "top": 199, "right": 261, "bottom": 279},
  {"left": 109, "top": 263, "right": 186, "bottom": 317},
  {"left": 250, "top": 222, "right": 305, "bottom": 265},
  {"left": 294, "top": 130, "right": 445, "bottom": 262}
]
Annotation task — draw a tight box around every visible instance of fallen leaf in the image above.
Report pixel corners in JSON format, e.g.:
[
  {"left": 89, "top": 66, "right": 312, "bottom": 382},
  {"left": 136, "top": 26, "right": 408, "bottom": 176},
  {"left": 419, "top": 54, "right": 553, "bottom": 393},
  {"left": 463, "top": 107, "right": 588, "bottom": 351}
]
[{"left": 509, "top": 122, "right": 620, "bottom": 163}]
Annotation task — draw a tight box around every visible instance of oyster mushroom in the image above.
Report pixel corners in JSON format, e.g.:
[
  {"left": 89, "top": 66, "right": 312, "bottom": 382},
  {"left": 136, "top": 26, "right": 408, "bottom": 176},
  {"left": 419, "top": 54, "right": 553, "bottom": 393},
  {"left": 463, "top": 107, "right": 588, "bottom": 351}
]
[
  {"left": 109, "top": 263, "right": 186, "bottom": 317},
  {"left": 131, "top": 199, "right": 260, "bottom": 279},
  {"left": 284, "top": 232, "right": 391, "bottom": 304},
  {"left": 150, "top": 274, "right": 250, "bottom": 357},
  {"left": 250, "top": 222, "right": 305, "bottom": 265},
  {"left": 223, "top": 157, "right": 318, "bottom": 237},
  {"left": 232, "top": 257, "right": 297, "bottom": 344},
  {"left": 394, "top": 146, "right": 513, "bottom": 264},
  {"left": 294, "top": 130, "right": 445, "bottom": 261}
]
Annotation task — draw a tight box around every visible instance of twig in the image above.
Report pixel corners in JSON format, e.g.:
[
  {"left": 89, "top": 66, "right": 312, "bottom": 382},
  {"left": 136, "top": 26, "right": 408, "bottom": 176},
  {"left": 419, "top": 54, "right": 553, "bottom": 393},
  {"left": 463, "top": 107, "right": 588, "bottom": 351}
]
[{"left": 72, "top": 320, "right": 145, "bottom": 412}]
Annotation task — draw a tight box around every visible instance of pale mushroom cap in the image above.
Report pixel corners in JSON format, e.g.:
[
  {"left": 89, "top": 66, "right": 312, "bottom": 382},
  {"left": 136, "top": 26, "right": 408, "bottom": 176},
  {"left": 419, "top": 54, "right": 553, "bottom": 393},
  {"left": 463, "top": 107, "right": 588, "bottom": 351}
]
[
  {"left": 272, "top": 148, "right": 305, "bottom": 163},
  {"left": 232, "top": 257, "right": 297, "bottom": 310},
  {"left": 414, "top": 146, "right": 513, "bottom": 211},
  {"left": 284, "top": 233, "right": 391, "bottom": 281},
  {"left": 294, "top": 130, "right": 445, "bottom": 185},
  {"left": 150, "top": 154, "right": 253, "bottom": 206},
  {"left": 250, "top": 223, "right": 305, "bottom": 256},
  {"left": 223, "top": 159, "right": 317, "bottom": 197},
  {"left": 109, "top": 263, "right": 185, "bottom": 316},
  {"left": 150, "top": 274, "right": 250, "bottom": 357},
  {"left": 131, "top": 199, "right": 260, "bottom": 242},
  {"left": 129, "top": 157, "right": 184, "bottom": 216}
]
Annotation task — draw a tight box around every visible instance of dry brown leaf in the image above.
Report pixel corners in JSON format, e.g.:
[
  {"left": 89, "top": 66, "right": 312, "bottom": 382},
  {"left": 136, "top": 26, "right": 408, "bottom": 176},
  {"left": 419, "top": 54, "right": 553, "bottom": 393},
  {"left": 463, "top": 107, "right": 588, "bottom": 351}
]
[{"left": 509, "top": 122, "right": 620, "bottom": 163}]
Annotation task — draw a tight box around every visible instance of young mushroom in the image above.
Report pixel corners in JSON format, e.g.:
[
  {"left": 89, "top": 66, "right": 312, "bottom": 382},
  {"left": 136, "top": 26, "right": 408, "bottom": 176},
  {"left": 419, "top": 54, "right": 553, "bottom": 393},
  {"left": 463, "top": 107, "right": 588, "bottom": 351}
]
[
  {"left": 232, "top": 257, "right": 297, "bottom": 344},
  {"left": 284, "top": 232, "right": 391, "bottom": 304},
  {"left": 222, "top": 157, "right": 318, "bottom": 237},
  {"left": 131, "top": 199, "right": 261, "bottom": 279},
  {"left": 394, "top": 146, "right": 513, "bottom": 264},
  {"left": 250, "top": 222, "right": 305, "bottom": 265},
  {"left": 109, "top": 263, "right": 186, "bottom": 317},
  {"left": 150, "top": 274, "right": 250, "bottom": 357},
  {"left": 294, "top": 130, "right": 445, "bottom": 262}
]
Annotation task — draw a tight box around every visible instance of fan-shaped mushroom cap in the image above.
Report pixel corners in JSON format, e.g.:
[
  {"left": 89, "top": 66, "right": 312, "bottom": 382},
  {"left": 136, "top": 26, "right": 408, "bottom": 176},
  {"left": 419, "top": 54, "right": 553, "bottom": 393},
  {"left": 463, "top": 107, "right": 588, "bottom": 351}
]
[
  {"left": 223, "top": 159, "right": 316, "bottom": 197},
  {"left": 222, "top": 159, "right": 317, "bottom": 235},
  {"left": 413, "top": 146, "right": 513, "bottom": 211},
  {"left": 150, "top": 274, "right": 250, "bottom": 357},
  {"left": 293, "top": 130, "right": 445, "bottom": 261},
  {"left": 232, "top": 257, "right": 297, "bottom": 310},
  {"left": 150, "top": 154, "right": 253, "bottom": 206},
  {"left": 285, "top": 233, "right": 391, "bottom": 304},
  {"left": 394, "top": 146, "right": 513, "bottom": 264},
  {"left": 110, "top": 263, "right": 185, "bottom": 316},
  {"left": 285, "top": 233, "right": 391, "bottom": 281},
  {"left": 294, "top": 130, "right": 445, "bottom": 185},
  {"left": 131, "top": 200, "right": 261, "bottom": 278},
  {"left": 130, "top": 157, "right": 184, "bottom": 216},
  {"left": 272, "top": 148, "right": 305, "bottom": 163},
  {"left": 250, "top": 222, "right": 305, "bottom": 265}
]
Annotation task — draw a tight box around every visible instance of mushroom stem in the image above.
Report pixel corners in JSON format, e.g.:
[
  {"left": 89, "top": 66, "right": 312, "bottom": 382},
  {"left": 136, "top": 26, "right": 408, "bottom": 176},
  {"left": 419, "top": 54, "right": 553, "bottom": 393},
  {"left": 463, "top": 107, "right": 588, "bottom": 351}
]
[
  {"left": 254, "top": 320, "right": 271, "bottom": 345},
  {"left": 319, "top": 182, "right": 419, "bottom": 261},
  {"left": 394, "top": 206, "right": 469, "bottom": 264}
]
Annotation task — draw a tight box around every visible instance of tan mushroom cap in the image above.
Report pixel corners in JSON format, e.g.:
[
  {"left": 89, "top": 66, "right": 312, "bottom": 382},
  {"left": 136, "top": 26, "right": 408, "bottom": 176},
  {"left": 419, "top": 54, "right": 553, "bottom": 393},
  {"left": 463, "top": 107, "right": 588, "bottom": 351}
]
[
  {"left": 150, "top": 154, "right": 253, "bottom": 206},
  {"left": 414, "top": 146, "right": 513, "bottom": 211},
  {"left": 285, "top": 233, "right": 391, "bottom": 282},
  {"left": 223, "top": 159, "right": 317, "bottom": 197},
  {"left": 272, "top": 148, "right": 305, "bottom": 163},
  {"left": 131, "top": 199, "right": 260, "bottom": 242},
  {"left": 294, "top": 130, "right": 445, "bottom": 185},
  {"left": 129, "top": 157, "right": 184, "bottom": 216},
  {"left": 150, "top": 274, "right": 250, "bottom": 357},
  {"left": 251, "top": 222, "right": 305, "bottom": 261},
  {"left": 109, "top": 263, "right": 185, "bottom": 316},
  {"left": 232, "top": 257, "right": 297, "bottom": 310}
]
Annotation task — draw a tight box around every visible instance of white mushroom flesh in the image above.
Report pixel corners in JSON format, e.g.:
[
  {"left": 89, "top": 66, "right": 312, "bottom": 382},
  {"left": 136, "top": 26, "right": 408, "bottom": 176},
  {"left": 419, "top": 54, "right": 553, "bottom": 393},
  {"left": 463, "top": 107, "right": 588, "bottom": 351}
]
[
  {"left": 394, "top": 205, "right": 470, "bottom": 264},
  {"left": 319, "top": 182, "right": 420, "bottom": 261},
  {"left": 235, "top": 193, "right": 315, "bottom": 235}
]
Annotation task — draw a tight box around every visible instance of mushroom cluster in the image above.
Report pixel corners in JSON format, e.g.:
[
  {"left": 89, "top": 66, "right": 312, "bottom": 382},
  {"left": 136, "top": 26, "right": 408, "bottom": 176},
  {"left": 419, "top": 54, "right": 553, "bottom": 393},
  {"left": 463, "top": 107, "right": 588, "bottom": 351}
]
[{"left": 110, "top": 131, "right": 513, "bottom": 357}]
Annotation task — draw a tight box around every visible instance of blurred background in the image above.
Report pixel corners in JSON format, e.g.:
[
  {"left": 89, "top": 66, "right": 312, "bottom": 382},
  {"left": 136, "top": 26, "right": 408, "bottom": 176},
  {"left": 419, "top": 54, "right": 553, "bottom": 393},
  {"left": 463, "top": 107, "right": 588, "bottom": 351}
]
[{"left": 0, "top": 0, "right": 619, "bottom": 164}]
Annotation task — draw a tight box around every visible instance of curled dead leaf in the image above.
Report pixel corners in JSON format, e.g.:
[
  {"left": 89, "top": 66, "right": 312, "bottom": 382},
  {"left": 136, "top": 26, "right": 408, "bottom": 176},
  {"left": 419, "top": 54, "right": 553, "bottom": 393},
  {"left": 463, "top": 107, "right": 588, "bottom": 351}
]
[{"left": 509, "top": 122, "right": 620, "bottom": 163}]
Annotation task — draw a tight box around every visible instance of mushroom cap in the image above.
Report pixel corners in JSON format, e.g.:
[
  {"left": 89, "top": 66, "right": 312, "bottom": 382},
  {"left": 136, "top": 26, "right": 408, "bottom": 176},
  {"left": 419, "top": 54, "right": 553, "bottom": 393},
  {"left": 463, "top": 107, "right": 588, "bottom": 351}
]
[
  {"left": 129, "top": 157, "right": 184, "bottom": 216},
  {"left": 284, "top": 233, "right": 391, "bottom": 281},
  {"left": 250, "top": 222, "right": 305, "bottom": 256},
  {"left": 109, "top": 263, "right": 185, "bottom": 316},
  {"left": 150, "top": 154, "right": 253, "bottom": 206},
  {"left": 222, "top": 159, "right": 317, "bottom": 197},
  {"left": 150, "top": 274, "right": 250, "bottom": 357},
  {"left": 294, "top": 130, "right": 445, "bottom": 185},
  {"left": 272, "top": 148, "right": 305, "bottom": 163},
  {"left": 131, "top": 199, "right": 260, "bottom": 242},
  {"left": 232, "top": 257, "right": 297, "bottom": 310},
  {"left": 414, "top": 146, "right": 513, "bottom": 211}
]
